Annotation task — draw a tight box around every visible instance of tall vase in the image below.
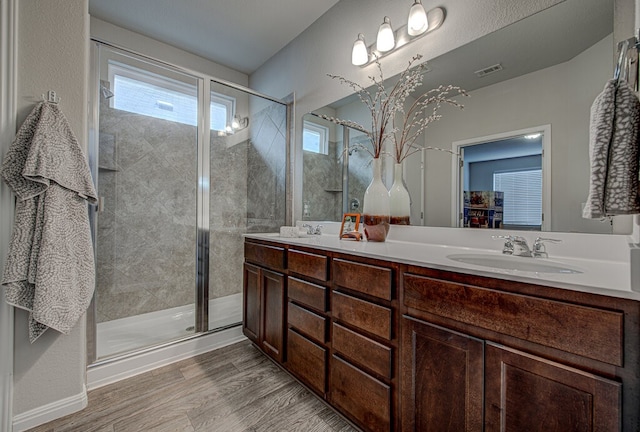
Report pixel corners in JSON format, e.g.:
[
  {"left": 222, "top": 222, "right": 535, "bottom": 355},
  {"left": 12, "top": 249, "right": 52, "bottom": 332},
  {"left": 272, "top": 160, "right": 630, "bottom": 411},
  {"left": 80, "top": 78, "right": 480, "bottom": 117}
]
[
  {"left": 389, "top": 163, "right": 411, "bottom": 225},
  {"left": 362, "top": 158, "right": 390, "bottom": 242}
]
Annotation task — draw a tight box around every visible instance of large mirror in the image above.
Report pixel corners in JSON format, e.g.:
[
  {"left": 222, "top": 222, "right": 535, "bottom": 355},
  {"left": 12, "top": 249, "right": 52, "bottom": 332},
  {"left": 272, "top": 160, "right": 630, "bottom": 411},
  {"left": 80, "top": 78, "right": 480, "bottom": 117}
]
[{"left": 302, "top": 0, "right": 623, "bottom": 234}]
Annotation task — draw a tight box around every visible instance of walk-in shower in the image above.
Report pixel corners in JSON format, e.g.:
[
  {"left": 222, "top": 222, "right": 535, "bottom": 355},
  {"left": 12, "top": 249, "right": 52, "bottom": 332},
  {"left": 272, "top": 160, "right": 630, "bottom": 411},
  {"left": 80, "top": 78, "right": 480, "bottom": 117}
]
[{"left": 88, "top": 42, "right": 288, "bottom": 361}]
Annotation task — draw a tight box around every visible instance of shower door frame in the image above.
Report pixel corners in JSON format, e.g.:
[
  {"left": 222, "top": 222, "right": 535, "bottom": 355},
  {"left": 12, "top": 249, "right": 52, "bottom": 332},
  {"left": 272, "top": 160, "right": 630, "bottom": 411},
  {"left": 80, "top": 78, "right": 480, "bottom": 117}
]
[{"left": 87, "top": 39, "right": 291, "bottom": 365}]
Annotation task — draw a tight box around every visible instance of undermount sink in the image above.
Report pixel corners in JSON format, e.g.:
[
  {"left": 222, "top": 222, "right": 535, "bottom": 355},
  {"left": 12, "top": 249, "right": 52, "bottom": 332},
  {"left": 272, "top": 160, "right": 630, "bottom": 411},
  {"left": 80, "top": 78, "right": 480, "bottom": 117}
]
[{"left": 446, "top": 253, "right": 583, "bottom": 274}]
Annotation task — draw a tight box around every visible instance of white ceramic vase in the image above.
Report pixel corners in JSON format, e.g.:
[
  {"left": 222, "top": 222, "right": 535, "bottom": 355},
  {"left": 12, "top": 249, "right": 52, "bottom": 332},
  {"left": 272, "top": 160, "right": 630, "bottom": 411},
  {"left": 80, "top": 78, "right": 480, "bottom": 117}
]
[
  {"left": 362, "top": 158, "right": 390, "bottom": 241},
  {"left": 389, "top": 162, "right": 411, "bottom": 225}
]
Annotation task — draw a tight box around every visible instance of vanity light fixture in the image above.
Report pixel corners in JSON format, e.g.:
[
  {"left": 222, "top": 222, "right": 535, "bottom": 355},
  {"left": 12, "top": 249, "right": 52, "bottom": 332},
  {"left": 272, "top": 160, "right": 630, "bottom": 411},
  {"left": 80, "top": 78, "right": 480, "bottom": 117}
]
[
  {"left": 407, "top": 0, "right": 429, "bottom": 36},
  {"left": 376, "top": 17, "right": 395, "bottom": 52},
  {"left": 352, "top": 34, "right": 369, "bottom": 66},
  {"left": 350, "top": 4, "right": 445, "bottom": 66}
]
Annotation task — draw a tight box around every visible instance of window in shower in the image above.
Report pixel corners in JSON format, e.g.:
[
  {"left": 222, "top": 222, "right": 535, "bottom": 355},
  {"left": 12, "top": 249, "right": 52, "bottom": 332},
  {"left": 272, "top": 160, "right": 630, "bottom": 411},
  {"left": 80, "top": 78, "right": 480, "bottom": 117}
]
[{"left": 108, "top": 61, "right": 235, "bottom": 131}]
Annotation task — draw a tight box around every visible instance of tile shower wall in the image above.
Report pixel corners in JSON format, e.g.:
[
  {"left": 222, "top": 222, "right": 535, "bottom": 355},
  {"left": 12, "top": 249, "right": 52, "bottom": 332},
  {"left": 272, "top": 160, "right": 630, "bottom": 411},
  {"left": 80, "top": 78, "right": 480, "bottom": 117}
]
[
  {"left": 96, "top": 100, "right": 198, "bottom": 323},
  {"left": 246, "top": 102, "right": 287, "bottom": 232},
  {"left": 302, "top": 131, "right": 371, "bottom": 222},
  {"left": 208, "top": 129, "right": 248, "bottom": 301},
  {"left": 303, "top": 140, "right": 342, "bottom": 221},
  {"left": 97, "top": 94, "right": 286, "bottom": 323}
]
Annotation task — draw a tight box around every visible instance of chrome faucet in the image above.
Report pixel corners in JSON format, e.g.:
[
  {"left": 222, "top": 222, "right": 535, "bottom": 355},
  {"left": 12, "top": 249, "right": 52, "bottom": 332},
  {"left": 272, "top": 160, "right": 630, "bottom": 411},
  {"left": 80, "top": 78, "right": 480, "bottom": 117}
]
[
  {"left": 492, "top": 235, "right": 532, "bottom": 257},
  {"left": 493, "top": 235, "right": 561, "bottom": 258},
  {"left": 532, "top": 237, "right": 562, "bottom": 258},
  {"left": 302, "top": 224, "right": 323, "bottom": 235}
]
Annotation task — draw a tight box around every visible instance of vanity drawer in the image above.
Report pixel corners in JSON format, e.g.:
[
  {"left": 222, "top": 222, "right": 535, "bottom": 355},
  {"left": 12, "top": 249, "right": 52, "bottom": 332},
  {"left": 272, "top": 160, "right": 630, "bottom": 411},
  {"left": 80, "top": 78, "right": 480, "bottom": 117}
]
[
  {"left": 332, "top": 322, "right": 392, "bottom": 379},
  {"left": 403, "top": 273, "right": 624, "bottom": 366},
  {"left": 288, "top": 277, "right": 327, "bottom": 312},
  {"left": 244, "top": 242, "right": 285, "bottom": 272},
  {"left": 333, "top": 258, "right": 392, "bottom": 301},
  {"left": 287, "top": 329, "right": 326, "bottom": 395},
  {"left": 288, "top": 249, "right": 329, "bottom": 281},
  {"left": 330, "top": 355, "right": 391, "bottom": 432},
  {"left": 332, "top": 291, "right": 392, "bottom": 340},
  {"left": 288, "top": 302, "right": 326, "bottom": 344}
]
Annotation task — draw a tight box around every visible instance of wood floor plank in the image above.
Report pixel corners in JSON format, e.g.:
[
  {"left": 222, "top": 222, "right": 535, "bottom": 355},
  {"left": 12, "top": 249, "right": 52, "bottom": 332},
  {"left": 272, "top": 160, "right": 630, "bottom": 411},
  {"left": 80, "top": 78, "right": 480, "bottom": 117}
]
[{"left": 27, "top": 340, "right": 358, "bottom": 432}]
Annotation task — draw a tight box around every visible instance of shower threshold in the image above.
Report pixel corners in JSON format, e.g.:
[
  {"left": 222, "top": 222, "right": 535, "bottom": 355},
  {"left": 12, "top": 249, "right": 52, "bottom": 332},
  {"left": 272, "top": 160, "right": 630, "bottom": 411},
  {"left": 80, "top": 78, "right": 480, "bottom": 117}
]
[{"left": 96, "top": 293, "right": 242, "bottom": 359}]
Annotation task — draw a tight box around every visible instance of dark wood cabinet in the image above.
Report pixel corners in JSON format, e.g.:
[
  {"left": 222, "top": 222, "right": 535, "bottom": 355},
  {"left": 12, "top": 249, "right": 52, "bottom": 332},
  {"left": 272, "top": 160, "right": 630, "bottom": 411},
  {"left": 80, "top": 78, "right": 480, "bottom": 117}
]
[
  {"left": 243, "top": 238, "right": 640, "bottom": 432},
  {"left": 285, "top": 249, "right": 331, "bottom": 397},
  {"left": 242, "top": 242, "right": 286, "bottom": 363},
  {"left": 400, "top": 316, "right": 484, "bottom": 432},
  {"left": 242, "top": 263, "right": 285, "bottom": 362},
  {"left": 485, "top": 343, "right": 621, "bottom": 432},
  {"left": 242, "top": 263, "right": 261, "bottom": 343},
  {"left": 261, "top": 268, "right": 285, "bottom": 361},
  {"left": 330, "top": 355, "right": 391, "bottom": 432}
]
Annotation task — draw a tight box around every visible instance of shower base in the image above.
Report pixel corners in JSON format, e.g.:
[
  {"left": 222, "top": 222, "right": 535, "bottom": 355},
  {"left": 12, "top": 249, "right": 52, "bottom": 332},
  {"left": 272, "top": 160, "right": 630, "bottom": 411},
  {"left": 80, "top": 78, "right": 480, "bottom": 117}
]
[{"left": 96, "top": 293, "right": 242, "bottom": 359}]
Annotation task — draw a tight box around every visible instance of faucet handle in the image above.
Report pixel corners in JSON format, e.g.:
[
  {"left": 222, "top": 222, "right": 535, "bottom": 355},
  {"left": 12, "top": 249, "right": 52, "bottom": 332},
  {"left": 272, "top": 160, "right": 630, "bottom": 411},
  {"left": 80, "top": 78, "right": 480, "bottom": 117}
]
[
  {"left": 533, "top": 237, "right": 561, "bottom": 258},
  {"left": 313, "top": 224, "right": 324, "bottom": 235},
  {"left": 492, "top": 235, "right": 515, "bottom": 255},
  {"left": 302, "top": 223, "right": 314, "bottom": 235}
]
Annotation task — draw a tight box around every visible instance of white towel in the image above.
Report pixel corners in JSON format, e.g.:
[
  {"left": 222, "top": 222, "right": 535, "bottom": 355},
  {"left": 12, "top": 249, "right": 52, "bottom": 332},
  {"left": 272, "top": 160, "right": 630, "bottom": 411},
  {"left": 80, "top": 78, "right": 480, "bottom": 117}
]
[
  {"left": 583, "top": 79, "right": 640, "bottom": 219},
  {"left": 1, "top": 101, "right": 97, "bottom": 342}
]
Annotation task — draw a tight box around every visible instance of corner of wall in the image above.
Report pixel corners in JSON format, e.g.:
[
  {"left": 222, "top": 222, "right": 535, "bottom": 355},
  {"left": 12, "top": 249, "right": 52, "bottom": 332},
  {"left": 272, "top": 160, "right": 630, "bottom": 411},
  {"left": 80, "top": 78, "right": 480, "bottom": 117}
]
[{"left": 12, "top": 0, "right": 90, "bottom": 427}]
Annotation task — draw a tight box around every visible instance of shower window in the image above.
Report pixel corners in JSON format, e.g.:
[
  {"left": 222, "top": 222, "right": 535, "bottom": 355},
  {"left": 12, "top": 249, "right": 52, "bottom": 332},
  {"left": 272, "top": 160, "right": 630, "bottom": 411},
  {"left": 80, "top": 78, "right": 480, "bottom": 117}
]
[
  {"left": 108, "top": 61, "right": 235, "bottom": 131},
  {"left": 303, "top": 120, "right": 329, "bottom": 154}
]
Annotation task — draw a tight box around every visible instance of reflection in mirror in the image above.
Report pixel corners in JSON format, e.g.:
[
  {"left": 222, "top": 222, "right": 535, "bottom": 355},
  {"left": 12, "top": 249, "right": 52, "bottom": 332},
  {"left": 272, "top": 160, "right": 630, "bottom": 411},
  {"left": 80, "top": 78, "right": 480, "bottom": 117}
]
[
  {"left": 302, "top": 111, "right": 373, "bottom": 222},
  {"left": 303, "top": 0, "right": 620, "bottom": 234},
  {"left": 453, "top": 126, "right": 550, "bottom": 231}
]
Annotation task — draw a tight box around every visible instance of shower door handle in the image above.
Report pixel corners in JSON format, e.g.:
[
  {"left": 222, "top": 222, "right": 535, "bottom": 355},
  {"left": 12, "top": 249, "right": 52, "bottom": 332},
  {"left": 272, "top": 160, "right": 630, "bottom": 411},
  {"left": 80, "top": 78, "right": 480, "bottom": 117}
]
[{"left": 97, "top": 196, "right": 105, "bottom": 213}]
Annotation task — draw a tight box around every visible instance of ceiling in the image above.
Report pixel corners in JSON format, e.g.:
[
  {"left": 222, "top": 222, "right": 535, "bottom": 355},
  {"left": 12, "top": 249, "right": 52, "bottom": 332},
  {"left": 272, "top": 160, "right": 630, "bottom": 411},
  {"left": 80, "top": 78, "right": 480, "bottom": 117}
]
[{"left": 89, "top": 0, "right": 340, "bottom": 74}]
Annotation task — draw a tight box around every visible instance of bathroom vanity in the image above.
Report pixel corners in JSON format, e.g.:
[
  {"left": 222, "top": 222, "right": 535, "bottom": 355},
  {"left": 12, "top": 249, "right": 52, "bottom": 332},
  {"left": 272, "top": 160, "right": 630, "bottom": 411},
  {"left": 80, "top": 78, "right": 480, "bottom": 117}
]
[{"left": 242, "top": 231, "right": 640, "bottom": 432}]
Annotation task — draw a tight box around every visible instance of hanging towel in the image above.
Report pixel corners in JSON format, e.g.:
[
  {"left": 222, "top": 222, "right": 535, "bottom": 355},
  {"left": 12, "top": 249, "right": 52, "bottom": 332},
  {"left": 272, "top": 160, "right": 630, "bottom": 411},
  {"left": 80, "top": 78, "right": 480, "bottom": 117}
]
[
  {"left": 1, "top": 101, "right": 97, "bottom": 342},
  {"left": 583, "top": 79, "right": 640, "bottom": 219}
]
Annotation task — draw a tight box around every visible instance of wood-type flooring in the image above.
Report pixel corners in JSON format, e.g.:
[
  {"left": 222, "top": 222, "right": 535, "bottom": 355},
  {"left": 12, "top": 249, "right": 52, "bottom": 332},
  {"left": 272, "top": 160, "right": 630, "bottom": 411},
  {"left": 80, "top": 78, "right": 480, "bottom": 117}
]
[{"left": 28, "top": 340, "right": 359, "bottom": 432}]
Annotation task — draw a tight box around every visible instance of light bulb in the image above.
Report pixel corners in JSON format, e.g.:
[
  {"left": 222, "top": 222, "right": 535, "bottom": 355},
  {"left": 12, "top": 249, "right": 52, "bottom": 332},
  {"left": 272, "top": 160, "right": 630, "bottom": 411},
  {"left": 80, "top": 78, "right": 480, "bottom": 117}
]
[
  {"left": 408, "top": 0, "right": 429, "bottom": 36},
  {"left": 376, "top": 16, "right": 395, "bottom": 52},
  {"left": 351, "top": 33, "right": 369, "bottom": 66}
]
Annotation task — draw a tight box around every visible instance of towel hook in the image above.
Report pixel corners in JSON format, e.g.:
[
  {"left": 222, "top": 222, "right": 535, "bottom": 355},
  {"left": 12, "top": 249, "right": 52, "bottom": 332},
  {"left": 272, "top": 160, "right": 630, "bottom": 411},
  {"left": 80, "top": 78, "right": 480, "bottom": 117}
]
[{"left": 41, "top": 90, "right": 60, "bottom": 104}]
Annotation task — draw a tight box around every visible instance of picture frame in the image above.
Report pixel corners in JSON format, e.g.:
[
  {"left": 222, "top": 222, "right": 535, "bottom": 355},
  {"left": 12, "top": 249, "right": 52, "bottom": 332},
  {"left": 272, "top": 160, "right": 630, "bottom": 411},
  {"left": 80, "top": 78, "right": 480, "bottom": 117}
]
[{"left": 339, "top": 213, "right": 361, "bottom": 240}]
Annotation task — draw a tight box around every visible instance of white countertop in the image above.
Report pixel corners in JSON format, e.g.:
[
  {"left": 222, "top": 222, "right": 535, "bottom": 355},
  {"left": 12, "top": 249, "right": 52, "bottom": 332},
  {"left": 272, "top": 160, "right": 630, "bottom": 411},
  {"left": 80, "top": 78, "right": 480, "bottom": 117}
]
[{"left": 245, "top": 225, "right": 640, "bottom": 301}]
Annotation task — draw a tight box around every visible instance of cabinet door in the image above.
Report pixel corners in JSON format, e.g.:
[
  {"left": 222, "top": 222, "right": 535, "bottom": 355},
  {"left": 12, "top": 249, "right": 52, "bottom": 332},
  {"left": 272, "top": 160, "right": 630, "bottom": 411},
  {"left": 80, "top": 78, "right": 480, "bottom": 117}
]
[
  {"left": 401, "top": 316, "right": 484, "bottom": 432},
  {"left": 485, "top": 343, "right": 621, "bottom": 432},
  {"left": 242, "top": 263, "right": 260, "bottom": 343},
  {"left": 261, "top": 269, "right": 285, "bottom": 362}
]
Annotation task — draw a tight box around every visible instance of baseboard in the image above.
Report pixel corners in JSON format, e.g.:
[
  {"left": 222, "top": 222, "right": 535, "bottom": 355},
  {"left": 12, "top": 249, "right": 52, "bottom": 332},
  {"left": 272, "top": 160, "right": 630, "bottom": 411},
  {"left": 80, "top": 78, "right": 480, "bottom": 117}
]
[
  {"left": 87, "top": 326, "right": 246, "bottom": 390},
  {"left": 12, "top": 386, "right": 88, "bottom": 432}
]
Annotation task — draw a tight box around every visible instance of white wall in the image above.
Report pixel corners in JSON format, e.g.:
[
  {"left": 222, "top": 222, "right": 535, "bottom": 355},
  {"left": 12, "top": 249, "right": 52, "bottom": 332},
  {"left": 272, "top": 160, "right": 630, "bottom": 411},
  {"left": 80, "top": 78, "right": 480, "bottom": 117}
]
[
  {"left": 0, "top": 0, "right": 17, "bottom": 430},
  {"left": 11, "top": 0, "right": 90, "bottom": 429},
  {"left": 249, "top": 0, "right": 563, "bottom": 221},
  {"left": 90, "top": 17, "right": 248, "bottom": 87},
  {"left": 418, "top": 35, "right": 613, "bottom": 233}
]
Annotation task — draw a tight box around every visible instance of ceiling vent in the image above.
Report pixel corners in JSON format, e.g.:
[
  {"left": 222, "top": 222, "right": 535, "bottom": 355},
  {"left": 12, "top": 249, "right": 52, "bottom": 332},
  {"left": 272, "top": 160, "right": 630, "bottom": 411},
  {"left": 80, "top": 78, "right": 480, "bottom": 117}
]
[{"left": 474, "top": 63, "right": 503, "bottom": 77}]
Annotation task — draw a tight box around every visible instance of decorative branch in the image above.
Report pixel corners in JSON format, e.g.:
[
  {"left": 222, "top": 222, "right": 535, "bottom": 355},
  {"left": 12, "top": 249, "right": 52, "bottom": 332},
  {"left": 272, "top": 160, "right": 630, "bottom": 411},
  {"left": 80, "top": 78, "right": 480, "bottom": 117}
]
[{"left": 319, "top": 54, "right": 468, "bottom": 163}]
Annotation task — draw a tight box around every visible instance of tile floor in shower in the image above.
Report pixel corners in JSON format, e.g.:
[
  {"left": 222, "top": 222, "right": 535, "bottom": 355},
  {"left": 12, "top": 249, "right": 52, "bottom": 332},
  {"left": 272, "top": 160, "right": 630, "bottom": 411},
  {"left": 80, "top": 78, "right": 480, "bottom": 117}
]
[{"left": 97, "top": 293, "right": 242, "bottom": 358}]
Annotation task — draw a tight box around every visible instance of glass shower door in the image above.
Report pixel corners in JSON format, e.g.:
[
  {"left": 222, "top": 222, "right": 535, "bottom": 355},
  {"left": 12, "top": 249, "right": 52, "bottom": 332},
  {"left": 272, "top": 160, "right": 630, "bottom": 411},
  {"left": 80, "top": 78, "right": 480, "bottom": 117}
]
[
  {"left": 93, "top": 45, "right": 199, "bottom": 359},
  {"left": 207, "top": 80, "right": 287, "bottom": 331}
]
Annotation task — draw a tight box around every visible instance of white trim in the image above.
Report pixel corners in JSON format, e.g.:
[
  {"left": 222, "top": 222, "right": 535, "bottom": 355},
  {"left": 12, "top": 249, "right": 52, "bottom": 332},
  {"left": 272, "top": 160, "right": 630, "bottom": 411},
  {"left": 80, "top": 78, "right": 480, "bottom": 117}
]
[
  {"left": 451, "top": 125, "right": 552, "bottom": 231},
  {"left": 87, "top": 326, "right": 245, "bottom": 390},
  {"left": 11, "top": 386, "right": 88, "bottom": 432},
  {"left": 0, "top": 0, "right": 17, "bottom": 430}
]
